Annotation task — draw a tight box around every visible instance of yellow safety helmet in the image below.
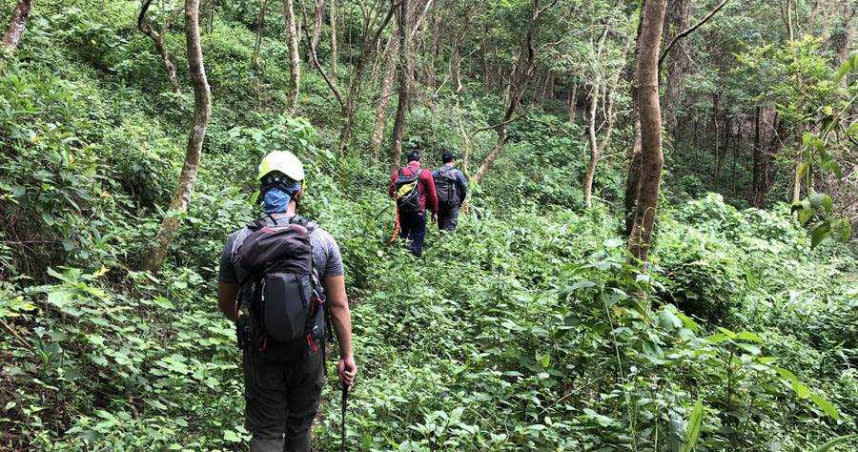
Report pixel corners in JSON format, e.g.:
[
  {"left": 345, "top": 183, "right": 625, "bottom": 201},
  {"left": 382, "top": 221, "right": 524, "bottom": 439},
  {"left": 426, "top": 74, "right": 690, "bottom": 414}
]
[{"left": 258, "top": 151, "right": 305, "bottom": 182}]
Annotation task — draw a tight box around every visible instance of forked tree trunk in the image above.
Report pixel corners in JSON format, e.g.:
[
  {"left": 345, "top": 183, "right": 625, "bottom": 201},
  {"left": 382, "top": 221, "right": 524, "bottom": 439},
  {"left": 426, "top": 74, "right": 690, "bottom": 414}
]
[
  {"left": 144, "top": 0, "right": 212, "bottom": 271},
  {"left": 390, "top": 0, "right": 410, "bottom": 170},
  {"left": 472, "top": 0, "right": 545, "bottom": 185},
  {"left": 252, "top": 0, "right": 269, "bottom": 70},
  {"left": 139, "top": 0, "right": 181, "bottom": 94},
  {"left": 627, "top": 0, "right": 668, "bottom": 262},
  {"left": 370, "top": 31, "right": 399, "bottom": 158},
  {"left": 283, "top": 0, "right": 301, "bottom": 112},
  {"left": 2, "top": 0, "right": 35, "bottom": 55}
]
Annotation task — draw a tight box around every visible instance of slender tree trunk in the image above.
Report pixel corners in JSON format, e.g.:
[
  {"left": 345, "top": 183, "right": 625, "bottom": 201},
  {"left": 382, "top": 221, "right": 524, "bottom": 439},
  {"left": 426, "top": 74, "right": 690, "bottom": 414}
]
[
  {"left": 138, "top": 1, "right": 182, "bottom": 94},
  {"left": 834, "top": 1, "right": 855, "bottom": 66},
  {"left": 2, "top": 0, "right": 34, "bottom": 54},
  {"left": 144, "top": 0, "right": 212, "bottom": 271},
  {"left": 793, "top": 163, "right": 802, "bottom": 203},
  {"left": 663, "top": 0, "right": 691, "bottom": 127},
  {"left": 370, "top": 31, "right": 399, "bottom": 158},
  {"left": 283, "top": 0, "right": 301, "bottom": 112},
  {"left": 330, "top": 0, "right": 337, "bottom": 82},
  {"left": 567, "top": 83, "right": 578, "bottom": 124},
  {"left": 473, "top": 0, "right": 544, "bottom": 184},
  {"left": 390, "top": 0, "right": 410, "bottom": 170},
  {"left": 628, "top": 0, "right": 668, "bottom": 262},
  {"left": 337, "top": 4, "right": 396, "bottom": 153},
  {"left": 252, "top": 0, "right": 269, "bottom": 70},
  {"left": 584, "top": 85, "right": 600, "bottom": 206},
  {"left": 310, "top": 0, "right": 324, "bottom": 65},
  {"left": 451, "top": 41, "right": 463, "bottom": 93},
  {"left": 752, "top": 105, "right": 762, "bottom": 205}
]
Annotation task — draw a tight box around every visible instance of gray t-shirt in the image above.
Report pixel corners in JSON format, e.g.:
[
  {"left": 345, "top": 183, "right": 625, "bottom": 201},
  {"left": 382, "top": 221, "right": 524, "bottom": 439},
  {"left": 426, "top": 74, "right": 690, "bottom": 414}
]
[{"left": 218, "top": 215, "right": 344, "bottom": 284}]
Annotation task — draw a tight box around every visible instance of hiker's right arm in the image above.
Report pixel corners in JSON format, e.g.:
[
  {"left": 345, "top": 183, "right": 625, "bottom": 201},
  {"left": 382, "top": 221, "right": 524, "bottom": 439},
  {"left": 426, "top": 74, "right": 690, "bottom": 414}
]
[
  {"left": 325, "top": 274, "right": 357, "bottom": 387},
  {"left": 217, "top": 234, "right": 239, "bottom": 322}
]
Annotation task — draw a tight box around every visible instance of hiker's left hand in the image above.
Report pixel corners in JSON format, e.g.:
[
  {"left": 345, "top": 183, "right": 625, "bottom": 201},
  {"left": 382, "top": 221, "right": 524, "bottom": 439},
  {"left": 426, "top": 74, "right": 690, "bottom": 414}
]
[{"left": 338, "top": 355, "right": 357, "bottom": 388}]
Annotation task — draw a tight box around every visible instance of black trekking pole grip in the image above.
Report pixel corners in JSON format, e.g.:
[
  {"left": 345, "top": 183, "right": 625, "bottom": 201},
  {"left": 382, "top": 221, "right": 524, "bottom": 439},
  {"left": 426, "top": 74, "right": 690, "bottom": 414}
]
[{"left": 341, "top": 383, "right": 349, "bottom": 452}]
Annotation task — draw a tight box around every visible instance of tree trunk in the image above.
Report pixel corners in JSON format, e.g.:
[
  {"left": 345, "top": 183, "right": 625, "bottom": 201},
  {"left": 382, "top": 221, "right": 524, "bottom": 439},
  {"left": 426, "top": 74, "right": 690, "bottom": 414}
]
[
  {"left": 567, "top": 83, "right": 578, "bottom": 124},
  {"left": 139, "top": 1, "right": 182, "bottom": 94},
  {"left": 628, "top": 0, "right": 668, "bottom": 262},
  {"left": 144, "top": 0, "right": 212, "bottom": 271},
  {"left": 473, "top": 0, "right": 544, "bottom": 185},
  {"left": 583, "top": 85, "right": 600, "bottom": 206},
  {"left": 310, "top": 0, "right": 324, "bottom": 65},
  {"left": 252, "top": 0, "right": 269, "bottom": 70},
  {"left": 390, "top": 0, "right": 410, "bottom": 171},
  {"left": 370, "top": 31, "right": 399, "bottom": 158},
  {"left": 663, "top": 0, "right": 692, "bottom": 127},
  {"left": 752, "top": 105, "right": 762, "bottom": 205},
  {"left": 336, "top": 3, "right": 396, "bottom": 153},
  {"left": 2, "top": 0, "right": 34, "bottom": 54},
  {"left": 833, "top": 1, "right": 855, "bottom": 66},
  {"left": 330, "top": 0, "right": 337, "bottom": 82},
  {"left": 451, "top": 40, "right": 463, "bottom": 93},
  {"left": 283, "top": 0, "right": 301, "bottom": 112}
]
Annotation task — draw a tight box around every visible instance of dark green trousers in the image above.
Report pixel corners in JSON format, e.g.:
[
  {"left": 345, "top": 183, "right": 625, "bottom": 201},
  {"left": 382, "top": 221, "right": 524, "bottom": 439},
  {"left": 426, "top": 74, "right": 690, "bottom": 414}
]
[{"left": 243, "top": 341, "right": 325, "bottom": 452}]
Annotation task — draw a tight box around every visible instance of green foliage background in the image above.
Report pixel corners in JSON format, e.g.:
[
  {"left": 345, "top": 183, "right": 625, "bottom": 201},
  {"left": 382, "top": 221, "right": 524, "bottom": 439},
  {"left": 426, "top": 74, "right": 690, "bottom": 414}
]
[{"left": 1, "top": 1, "right": 857, "bottom": 451}]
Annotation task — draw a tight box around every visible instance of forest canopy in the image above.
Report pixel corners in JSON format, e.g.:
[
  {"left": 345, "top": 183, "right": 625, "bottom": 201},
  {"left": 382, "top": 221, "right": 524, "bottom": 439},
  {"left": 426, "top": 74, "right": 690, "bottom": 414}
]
[{"left": 1, "top": 0, "right": 857, "bottom": 450}]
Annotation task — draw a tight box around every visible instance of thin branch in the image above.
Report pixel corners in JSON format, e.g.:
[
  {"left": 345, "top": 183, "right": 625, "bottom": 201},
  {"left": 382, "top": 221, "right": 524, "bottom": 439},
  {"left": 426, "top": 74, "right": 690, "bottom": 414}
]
[
  {"left": 659, "top": 0, "right": 730, "bottom": 66},
  {"left": 469, "top": 113, "right": 527, "bottom": 138},
  {"left": 301, "top": 5, "right": 346, "bottom": 109}
]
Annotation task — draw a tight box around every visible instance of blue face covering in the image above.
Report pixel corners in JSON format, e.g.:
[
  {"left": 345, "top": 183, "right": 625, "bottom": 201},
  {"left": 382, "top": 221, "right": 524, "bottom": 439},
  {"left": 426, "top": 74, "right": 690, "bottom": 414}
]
[{"left": 263, "top": 185, "right": 301, "bottom": 214}]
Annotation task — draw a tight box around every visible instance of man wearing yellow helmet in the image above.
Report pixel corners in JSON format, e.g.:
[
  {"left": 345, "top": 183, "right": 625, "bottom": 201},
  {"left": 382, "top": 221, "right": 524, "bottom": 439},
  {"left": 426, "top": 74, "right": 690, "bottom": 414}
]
[{"left": 216, "top": 150, "right": 357, "bottom": 452}]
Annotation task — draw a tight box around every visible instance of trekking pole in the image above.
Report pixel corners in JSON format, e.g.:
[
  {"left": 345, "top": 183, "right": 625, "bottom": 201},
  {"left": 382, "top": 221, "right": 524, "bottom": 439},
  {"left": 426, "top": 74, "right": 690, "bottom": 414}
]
[{"left": 341, "top": 383, "right": 349, "bottom": 452}]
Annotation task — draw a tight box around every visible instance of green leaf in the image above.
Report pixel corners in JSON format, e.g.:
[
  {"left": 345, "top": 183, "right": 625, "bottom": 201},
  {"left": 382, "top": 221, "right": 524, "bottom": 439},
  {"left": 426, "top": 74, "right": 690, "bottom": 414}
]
[
  {"left": 809, "top": 393, "right": 839, "bottom": 420},
  {"left": 680, "top": 398, "right": 704, "bottom": 452},
  {"left": 223, "top": 429, "right": 241, "bottom": 442},
  {"left": 810, "top": 222, "right": 831, "bottom": 249}
]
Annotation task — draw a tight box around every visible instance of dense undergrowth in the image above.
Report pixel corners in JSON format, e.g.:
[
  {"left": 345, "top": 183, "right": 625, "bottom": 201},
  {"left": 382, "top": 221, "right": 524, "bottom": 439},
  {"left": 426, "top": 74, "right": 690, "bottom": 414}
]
[{"left": 1, "top": 2, "right": 857, "bottom": 451}]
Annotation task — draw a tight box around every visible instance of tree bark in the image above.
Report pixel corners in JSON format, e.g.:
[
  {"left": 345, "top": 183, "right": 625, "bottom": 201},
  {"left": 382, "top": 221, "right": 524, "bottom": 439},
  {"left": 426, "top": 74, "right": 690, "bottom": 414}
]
[
  {"left": 310, "top": 0, "right": 324, "bottom": 66},
  {"left": 2, "top": 0, "right": 34, "bottom": 54},
  {"left": 144, "top": 0, "right": 212, "bottom": 271},
  {"left": 370, "top": 31, "right": 399, "bottom": 158},
  {"left": 139, "top": 0, "right": 182, "bottom": 94},
  {"left": 583, "top": 85, "right": 600, "bottom": 206},
  {"left": 252, "top": 0, "right": 270, "bottom": 70},
  {"left": 567, "top": 82, "right": 578, "bottom": 124},
  {"left": 628, "top": 0, "right": 668, "bottom": 262},
  {"left": 833, "top": 1, "right": 855, "bottom": 66},
  {"left": 390, "top": 0, "right": 410, "bottom": 170},
  {"left": 330, "top": 0, "right": 338, "bottom": 82},
  {"left": 752, "top": 105, "right": 763, "bottom": 205},
  {"left": 336, "top": 3, "right": 396, "bottom": 153},
  {"left": 662, "top": 0, "right": 691, "bottom": 126},
  {"left": 283, "top": 0, "right": 301, "bottom": 112}
]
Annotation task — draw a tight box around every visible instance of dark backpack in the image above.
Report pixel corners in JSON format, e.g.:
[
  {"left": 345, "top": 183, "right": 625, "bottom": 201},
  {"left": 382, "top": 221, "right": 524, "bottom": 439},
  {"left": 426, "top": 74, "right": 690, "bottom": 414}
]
[
  {"left": 234, "top": 216, "right": 325, "bottom": 349},
  {"left": 434, "top": 167, "right": 458, "bottom": 207},
  {"left": 394, "top": 166, "right": 422, "bottom": 214}
]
